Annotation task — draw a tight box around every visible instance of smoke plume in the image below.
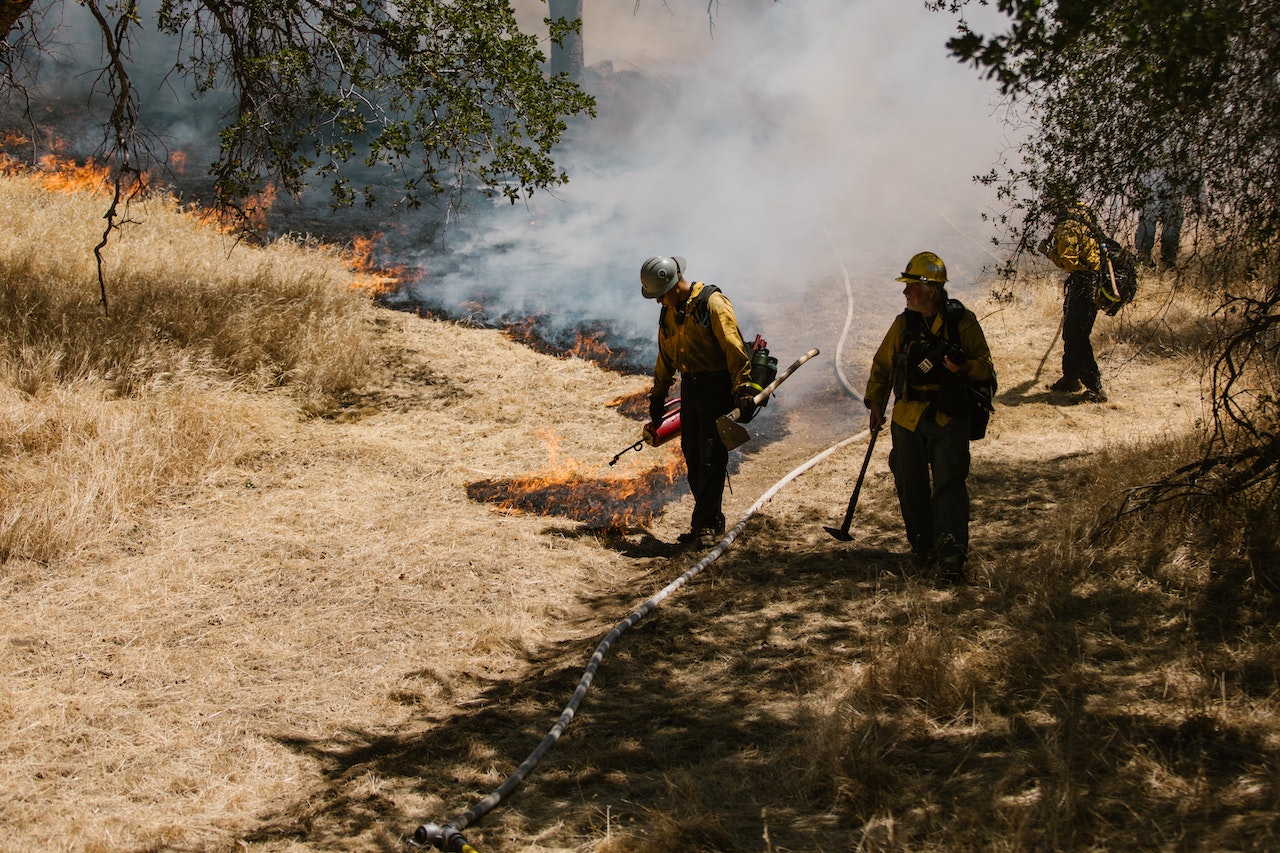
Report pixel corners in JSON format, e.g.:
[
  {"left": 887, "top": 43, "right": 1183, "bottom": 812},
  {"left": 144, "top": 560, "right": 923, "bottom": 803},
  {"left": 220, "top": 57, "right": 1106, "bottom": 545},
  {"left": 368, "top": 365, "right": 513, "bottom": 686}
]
[
  {"left": 14, "top": 0, "right": 1011, "bottom": 384},
  {"left": 395, "top": 0, "right": 1012, "bottom": 372}
]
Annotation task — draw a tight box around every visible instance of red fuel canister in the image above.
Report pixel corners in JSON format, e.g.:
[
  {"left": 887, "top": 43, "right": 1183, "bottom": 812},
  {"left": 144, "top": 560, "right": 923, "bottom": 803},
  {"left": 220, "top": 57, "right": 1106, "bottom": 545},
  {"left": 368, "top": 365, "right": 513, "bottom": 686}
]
[{"left": 643, "top": 398, "right": 681, "bottom": 447}]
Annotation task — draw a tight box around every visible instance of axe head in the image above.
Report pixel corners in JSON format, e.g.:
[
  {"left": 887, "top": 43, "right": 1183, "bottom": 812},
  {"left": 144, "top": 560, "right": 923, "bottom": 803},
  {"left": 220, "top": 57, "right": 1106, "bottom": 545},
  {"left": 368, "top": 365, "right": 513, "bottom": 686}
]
[
  {"left": 823, "top": 525, "right": 854, "bottom": 542},
  {"left": 716, "top": 410, "right": 751, "bottom": 450}
]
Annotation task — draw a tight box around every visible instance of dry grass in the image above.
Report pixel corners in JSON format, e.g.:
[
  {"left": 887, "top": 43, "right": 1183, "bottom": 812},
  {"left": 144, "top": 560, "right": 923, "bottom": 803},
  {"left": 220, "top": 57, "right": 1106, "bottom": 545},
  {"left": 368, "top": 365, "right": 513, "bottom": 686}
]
[
  {"left": 0, "top": 176, "right": 378, "bottom": 404},
  {"left": 1, "top": 178, "right": 1277, "bottom": 853},
  {"left": 0, "top": 174, "right": 385, "bottom": 564}
]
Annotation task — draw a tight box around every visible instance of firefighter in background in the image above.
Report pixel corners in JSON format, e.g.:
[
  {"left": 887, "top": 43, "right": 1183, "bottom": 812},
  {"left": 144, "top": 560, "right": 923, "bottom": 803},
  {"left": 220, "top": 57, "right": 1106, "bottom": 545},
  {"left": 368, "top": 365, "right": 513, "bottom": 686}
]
[
  {"left": 864, "top": 252, "right": 994, "bottom": 584},
  {"left": 1135, "top": 170, "right": 1186, "bottom": 268},
  {"left": 641, "top": 256, "right": 755, "bottom": 549},
  {"left": 1038, "top": 201, "right": 1108, "bottom": 403}
]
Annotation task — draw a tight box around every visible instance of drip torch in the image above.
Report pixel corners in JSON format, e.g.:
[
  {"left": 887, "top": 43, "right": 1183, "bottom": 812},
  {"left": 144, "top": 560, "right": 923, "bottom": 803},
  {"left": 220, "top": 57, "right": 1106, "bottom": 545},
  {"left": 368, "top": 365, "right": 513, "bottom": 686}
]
[{"left": 608, "top": 398, "right": 680, "bottom": 466}]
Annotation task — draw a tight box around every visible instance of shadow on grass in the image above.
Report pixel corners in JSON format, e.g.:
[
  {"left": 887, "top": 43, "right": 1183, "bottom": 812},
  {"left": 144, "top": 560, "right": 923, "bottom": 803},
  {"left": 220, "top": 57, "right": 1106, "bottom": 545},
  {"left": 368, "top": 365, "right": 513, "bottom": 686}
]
[{"left": 244, "top": 457, "right": 1280, "bottom": 852}]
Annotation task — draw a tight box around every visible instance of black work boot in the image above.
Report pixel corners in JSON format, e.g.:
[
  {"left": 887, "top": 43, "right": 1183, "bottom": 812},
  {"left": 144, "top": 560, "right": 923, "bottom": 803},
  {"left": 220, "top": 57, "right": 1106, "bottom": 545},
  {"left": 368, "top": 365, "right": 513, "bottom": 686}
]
[
  {"left": 936, "top": 556, "right": 967, "bottom": 585},
  {"left": 1081, "top": 386, "right": 1108, "bottom": 403}
]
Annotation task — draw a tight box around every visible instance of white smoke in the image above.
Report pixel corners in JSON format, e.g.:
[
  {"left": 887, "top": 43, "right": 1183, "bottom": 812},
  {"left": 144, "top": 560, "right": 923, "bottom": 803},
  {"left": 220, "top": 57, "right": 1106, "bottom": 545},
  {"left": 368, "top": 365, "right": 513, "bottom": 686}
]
[
  {"left": 15, "top": 0, "right": 1013, "bottom": 375},
  {"left": 401, "top": 0, "right": 1013, "bottom": 366}
]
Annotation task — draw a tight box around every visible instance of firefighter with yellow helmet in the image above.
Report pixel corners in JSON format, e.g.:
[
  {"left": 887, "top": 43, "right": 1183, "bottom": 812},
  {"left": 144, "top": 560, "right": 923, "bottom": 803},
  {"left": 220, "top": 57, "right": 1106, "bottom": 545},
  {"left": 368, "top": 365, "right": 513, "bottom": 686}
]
[
  {"left": 641, "top": 255, "right": 755, "bottom": 549},
  {"left": 864, "top": 251, "right": 994, "bottom": 583},
  {"left": 1038, "top": 201, "right": 1108, "bottom": 402}
]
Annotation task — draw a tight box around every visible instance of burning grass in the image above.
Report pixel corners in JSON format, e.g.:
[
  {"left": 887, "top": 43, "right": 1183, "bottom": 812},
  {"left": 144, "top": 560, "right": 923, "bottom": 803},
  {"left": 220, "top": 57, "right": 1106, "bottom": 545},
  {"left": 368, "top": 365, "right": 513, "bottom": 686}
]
[
  {"left": 0, "top": 136, "right": 407, "bottom": 296},
  {"left": 0, "top": 173, "right": 382, "bottom": 405},
  {"left": 504, "top": 314, "right": 646, "bottom": 374},
  {"left": 467, "top": 456, "right": 684, "bottom": 532}
]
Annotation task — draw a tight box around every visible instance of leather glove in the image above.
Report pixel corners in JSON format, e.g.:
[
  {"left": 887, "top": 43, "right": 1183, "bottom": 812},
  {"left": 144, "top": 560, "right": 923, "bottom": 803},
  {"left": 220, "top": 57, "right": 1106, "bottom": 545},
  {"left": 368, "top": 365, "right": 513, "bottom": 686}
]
[
  {"left": 734, "top": 390, "right": 758, "bottom": 424},
  {"left": 649, "top": 395, "right": 666, "bottom": 427},
  {"left": 943, "top": 347, "right": 970, "bottom": 375},
  {"left": 867, "top": 399, "right": 885, "bottom": 433}
]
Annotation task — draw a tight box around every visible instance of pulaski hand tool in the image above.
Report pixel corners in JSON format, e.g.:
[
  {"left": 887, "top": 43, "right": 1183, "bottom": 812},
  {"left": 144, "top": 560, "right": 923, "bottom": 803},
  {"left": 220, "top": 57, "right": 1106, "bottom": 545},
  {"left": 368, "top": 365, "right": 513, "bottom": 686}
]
[{"left": 824, "top": 425, "right": 880, "bottom": 542}]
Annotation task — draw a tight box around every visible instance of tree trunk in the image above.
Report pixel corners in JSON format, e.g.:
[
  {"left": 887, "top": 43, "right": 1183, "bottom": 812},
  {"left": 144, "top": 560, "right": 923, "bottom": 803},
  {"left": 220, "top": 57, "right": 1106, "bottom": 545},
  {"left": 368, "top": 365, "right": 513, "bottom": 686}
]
[{"left": 548, "top": 0, "right": 584, "bottom": 85}]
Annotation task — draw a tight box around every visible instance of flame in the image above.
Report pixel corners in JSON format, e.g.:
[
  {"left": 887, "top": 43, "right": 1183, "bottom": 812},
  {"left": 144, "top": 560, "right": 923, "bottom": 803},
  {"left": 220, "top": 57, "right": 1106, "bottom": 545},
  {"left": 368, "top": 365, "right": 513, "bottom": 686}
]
[
  {"left": 466, "top": 455, "right": 684, "bottom": 532},
  {"left": 0, "top": 146, "right": 124, "bottom": 196},
  {"left": 503, "top": 316, "right": 635, "bottom": 373},
  {"left": 241, "top": 182, "right": 278, "bottom": 232},
  {"left": 466, "top": 425, "right": 684, "bottom": 531},
  {"left": 534, "top": 426, "right": 575, "bottom": 471},
  {"left": 343, "top": 233, "right": 412, "bottom": 296},
  {"left": 36, "top": 154, "right": 118, "bottom": 194},
  {"left": 504, "top": 315, "right": 543, "bottom": 347},
  {"left": 170, "top": 150, "right": 188, "bottom": 173},
  {"left": 0, "top": 131, "right": 156, "bottom": 198},
  {"left": 565, "top": 330, "right": 618, "bottom": 367}
]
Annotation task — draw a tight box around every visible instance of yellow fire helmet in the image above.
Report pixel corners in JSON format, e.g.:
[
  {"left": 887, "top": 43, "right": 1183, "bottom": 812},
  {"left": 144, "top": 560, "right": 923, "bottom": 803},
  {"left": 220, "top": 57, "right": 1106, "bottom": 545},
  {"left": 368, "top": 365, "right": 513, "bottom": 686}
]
[{"left": 895, "top": 251, "right": 948, "bottom": 285}]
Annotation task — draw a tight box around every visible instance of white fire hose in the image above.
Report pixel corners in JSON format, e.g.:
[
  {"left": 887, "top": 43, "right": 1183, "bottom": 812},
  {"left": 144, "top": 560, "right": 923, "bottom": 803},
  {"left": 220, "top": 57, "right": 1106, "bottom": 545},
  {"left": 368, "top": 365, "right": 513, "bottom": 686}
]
[{"left": 410, "top": 425, "right": 871, "bottom": 851}]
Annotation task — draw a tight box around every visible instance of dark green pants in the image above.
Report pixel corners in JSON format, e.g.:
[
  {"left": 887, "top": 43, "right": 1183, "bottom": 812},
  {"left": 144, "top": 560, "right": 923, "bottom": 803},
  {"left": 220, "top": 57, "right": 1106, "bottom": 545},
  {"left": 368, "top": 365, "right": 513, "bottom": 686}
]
[
  {"left": 889, "top": 413, "right": 971, "bottom": 564},
  {"left": 679, "top": 370, "right": 732, "bottom": 534},
  {"left": 1062, "top": 271, "right": 1102, "bottom": 391}
]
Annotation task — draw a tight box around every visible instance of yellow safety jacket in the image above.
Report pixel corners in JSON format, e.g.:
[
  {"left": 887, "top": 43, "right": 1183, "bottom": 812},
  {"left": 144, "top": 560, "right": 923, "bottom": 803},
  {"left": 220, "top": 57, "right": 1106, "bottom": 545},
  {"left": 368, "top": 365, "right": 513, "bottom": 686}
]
[
  {"left": 865, "top": 305, "right": 994, "bottom": 432},
  {"left": 652, "top": 282, "right": 751, "bottom": 399}
]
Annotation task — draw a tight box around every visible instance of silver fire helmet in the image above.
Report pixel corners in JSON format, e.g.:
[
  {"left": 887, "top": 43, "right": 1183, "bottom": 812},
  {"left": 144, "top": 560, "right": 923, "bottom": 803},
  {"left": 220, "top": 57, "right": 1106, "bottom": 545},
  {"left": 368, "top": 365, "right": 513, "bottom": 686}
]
[{"left": 640, "top": 255, "right": 686, "bottom": 299}]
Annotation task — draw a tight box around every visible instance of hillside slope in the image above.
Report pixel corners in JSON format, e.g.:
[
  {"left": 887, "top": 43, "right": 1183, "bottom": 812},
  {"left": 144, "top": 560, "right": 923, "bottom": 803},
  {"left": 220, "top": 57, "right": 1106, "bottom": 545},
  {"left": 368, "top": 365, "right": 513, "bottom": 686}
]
[{"left": 8, "top": 268, "right": 1269, "bottom": 853}]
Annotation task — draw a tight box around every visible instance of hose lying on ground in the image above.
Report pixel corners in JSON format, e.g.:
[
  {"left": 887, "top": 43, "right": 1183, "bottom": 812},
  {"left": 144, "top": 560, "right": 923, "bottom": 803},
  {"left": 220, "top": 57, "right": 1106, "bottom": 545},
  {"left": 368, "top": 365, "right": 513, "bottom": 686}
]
[
  {"left": 410, "top": 427, "right": 873, "bottom": 851},
  {"left": 822, "top": 219, "right": 862, "bottom": 401}
]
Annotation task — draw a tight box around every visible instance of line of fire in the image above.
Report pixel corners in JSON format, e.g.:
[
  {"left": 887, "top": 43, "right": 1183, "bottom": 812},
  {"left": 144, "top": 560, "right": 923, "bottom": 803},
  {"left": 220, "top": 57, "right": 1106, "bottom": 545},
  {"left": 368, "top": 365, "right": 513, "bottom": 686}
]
[{"left": 5, "top": 135, "right": 708, "bottom": 533}]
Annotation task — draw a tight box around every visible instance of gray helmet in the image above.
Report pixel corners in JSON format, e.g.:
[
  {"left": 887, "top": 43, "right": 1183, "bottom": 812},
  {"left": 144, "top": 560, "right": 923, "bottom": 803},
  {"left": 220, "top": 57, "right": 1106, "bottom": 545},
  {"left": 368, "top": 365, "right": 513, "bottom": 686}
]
[{"left": 640, "top": 255, "right": 686, "bottom": 299}]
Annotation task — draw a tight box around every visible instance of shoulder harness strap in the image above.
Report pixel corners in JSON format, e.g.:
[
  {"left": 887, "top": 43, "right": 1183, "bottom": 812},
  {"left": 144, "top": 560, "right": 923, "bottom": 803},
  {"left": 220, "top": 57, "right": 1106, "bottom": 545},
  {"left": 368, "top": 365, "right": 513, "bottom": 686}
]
[
  {"left": 943, "top": 298, "right": 964, "bottom": 344},
  {"left": 660, "top": 283, "right": 721, "bottom": 330},
  {"left": 691, "top": 283, "right": 720, "bottom": 327}
]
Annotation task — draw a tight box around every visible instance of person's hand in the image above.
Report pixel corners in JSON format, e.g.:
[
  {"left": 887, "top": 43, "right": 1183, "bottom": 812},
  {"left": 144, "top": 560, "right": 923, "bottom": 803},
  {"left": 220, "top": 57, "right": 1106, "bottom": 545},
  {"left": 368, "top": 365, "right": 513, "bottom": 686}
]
[
  {"left": 868, "top": 400, "right": 885, "bottom": 432},
  {"left": 734, "top": 389, "right": 758, "bottom": 423},
  {"left": 944, "top": 349, "right": 971, "bottom": 375},
  {"left": 649, "top": 395, "right": 666, "bottom": 427}
]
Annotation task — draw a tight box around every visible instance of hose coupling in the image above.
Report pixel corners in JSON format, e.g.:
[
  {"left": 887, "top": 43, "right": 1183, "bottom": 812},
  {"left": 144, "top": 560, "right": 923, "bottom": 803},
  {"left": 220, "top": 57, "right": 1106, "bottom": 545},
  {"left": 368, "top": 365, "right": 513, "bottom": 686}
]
[{"left": 412, "top": 822, "right": 475, "bottom": 851}]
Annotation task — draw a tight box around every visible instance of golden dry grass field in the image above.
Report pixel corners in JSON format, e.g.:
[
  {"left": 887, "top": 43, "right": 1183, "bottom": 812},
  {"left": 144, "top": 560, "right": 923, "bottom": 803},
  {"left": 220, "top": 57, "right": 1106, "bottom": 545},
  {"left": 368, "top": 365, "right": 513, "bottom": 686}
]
[{"left": 2, "top": 175, "right": 1276, "bottom": 852}]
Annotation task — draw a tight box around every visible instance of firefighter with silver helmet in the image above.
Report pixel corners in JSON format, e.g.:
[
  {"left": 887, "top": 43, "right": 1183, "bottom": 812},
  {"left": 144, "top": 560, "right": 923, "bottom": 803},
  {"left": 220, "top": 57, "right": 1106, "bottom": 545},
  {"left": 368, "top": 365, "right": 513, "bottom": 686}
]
[
  {"left": 864, "top": 251, "right": 994, "bottom": 583},
  {"left": 641, "top": 255, "right": 755, "bottom": 549}
]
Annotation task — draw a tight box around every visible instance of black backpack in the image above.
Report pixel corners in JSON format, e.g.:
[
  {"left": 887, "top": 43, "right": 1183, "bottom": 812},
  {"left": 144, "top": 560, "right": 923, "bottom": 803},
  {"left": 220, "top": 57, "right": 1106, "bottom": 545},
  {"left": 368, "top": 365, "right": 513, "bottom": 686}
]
[
  {"left": 902, "top": 299, "right": 997, "bottom": 441},
  {"left": 1095, "top": 237, "right": 1139, "bottom": 315}
]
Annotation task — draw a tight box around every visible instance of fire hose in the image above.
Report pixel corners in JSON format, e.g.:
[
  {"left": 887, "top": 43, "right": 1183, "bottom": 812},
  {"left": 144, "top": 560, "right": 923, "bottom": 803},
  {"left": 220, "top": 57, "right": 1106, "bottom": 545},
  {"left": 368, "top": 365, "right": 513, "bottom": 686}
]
[
  {"left": 410, "top": 424, "right": 872, "bottom": 851},
  {"left": 412, "top": 250, "right": 869, "bottom": 848}
]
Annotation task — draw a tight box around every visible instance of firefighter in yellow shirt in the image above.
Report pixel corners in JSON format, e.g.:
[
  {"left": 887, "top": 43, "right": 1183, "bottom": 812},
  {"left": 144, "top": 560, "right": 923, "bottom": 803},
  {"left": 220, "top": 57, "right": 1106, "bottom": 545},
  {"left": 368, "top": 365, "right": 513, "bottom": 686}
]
[
  {"left": 864, "top": 252, "right": 994, "bottom": 583},
  {"left": 641, "top": 256, "right": 754, "bottom": 549},
  {"left": 1039, "top": 202, "right": 1107, "bottom": 402}
]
